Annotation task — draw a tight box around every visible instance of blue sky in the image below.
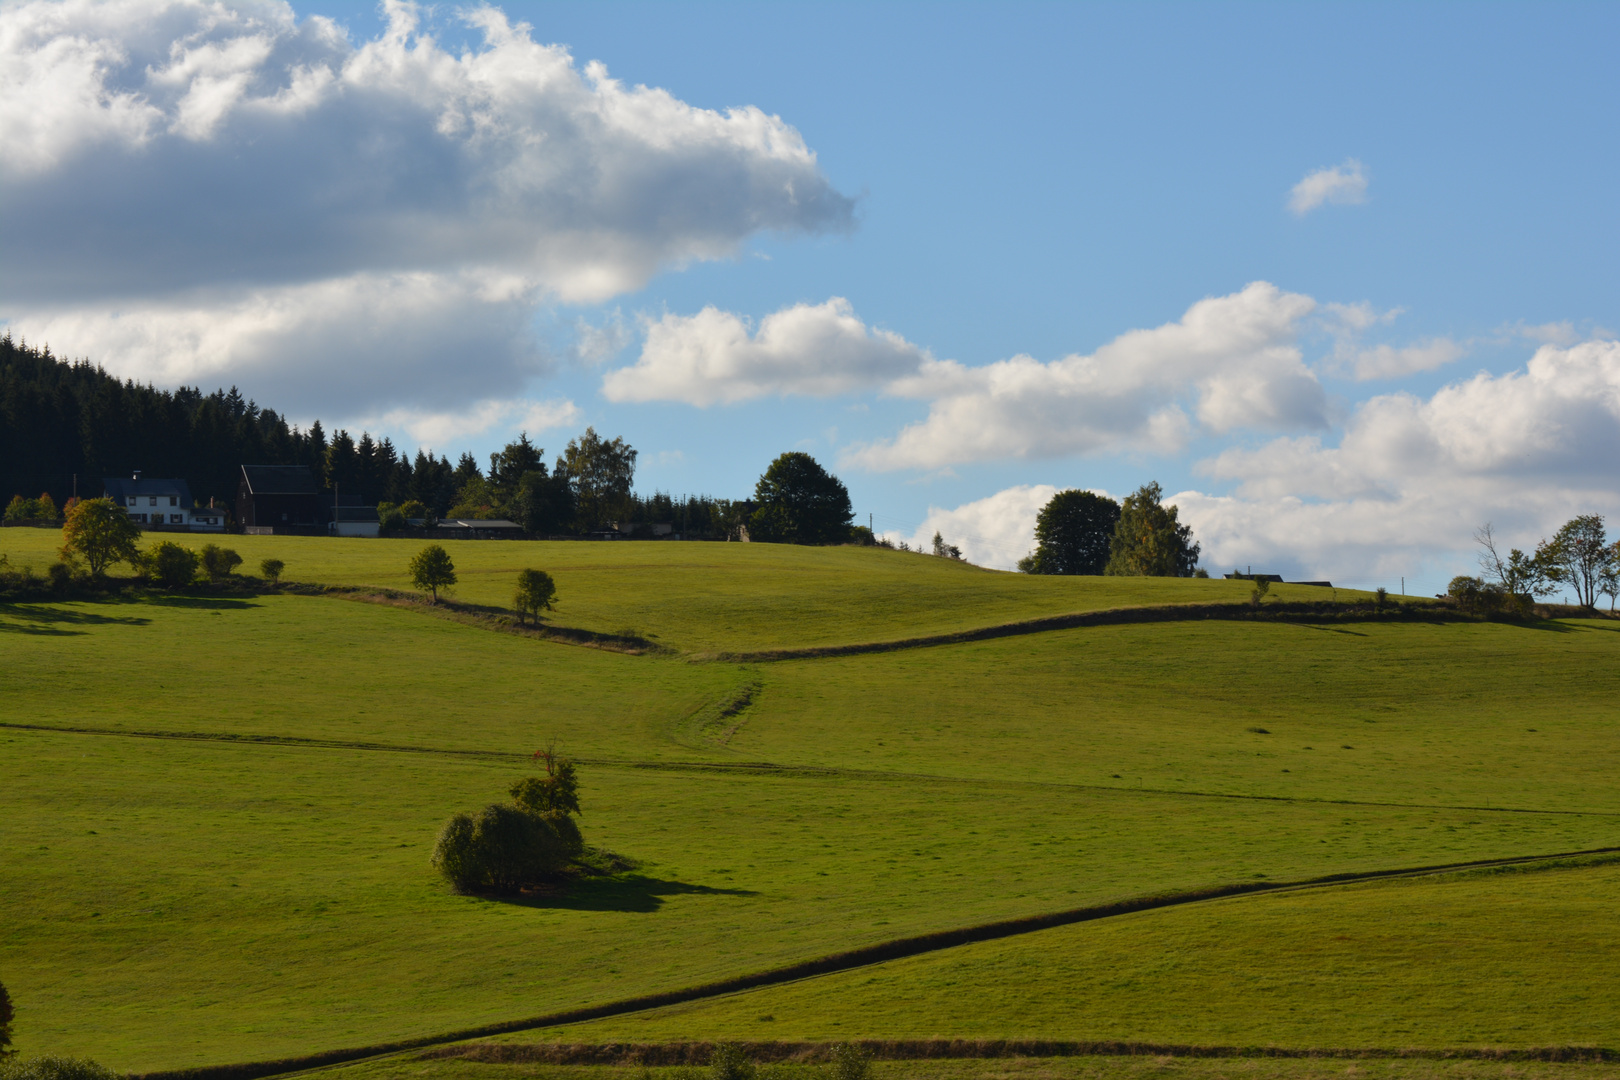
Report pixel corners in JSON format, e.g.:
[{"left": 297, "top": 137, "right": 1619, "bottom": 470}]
[{"left": 3, "top": 0, "right": 1617, "bottom": 592}]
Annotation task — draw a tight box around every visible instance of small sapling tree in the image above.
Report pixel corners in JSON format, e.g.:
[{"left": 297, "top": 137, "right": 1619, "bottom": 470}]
[
  {"left": 140, "top": 541, "right": 199, "bottom": 589},
  {"left": 60, "top": 498, "right": 140, "bottom": 576},
  {"left": 409, "top": 544, "right": 457, "bottom": 602},
  {"left": 513, "top": 569, "right": 557, "bottom": 625},
  {"left": 259, "top": 558, "right": 285, "bottom": 585},
  {"left": 198, "top": 544, "right": 242, "bottom": 582},
  {"left": 510, "top": 747, "right": 581, "bottom": 815}
]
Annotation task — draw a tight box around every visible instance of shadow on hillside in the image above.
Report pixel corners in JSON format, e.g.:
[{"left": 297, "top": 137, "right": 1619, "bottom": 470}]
[
  {"left": 0, "top": 603, "right": 152, "bottom": 635},
  {"left": 1519, "top": 619, "right": 1580, "bottom": 634},
  {"left": 1296, "top": 623, "right": 1368, "bottom": 637},
  {"left": 500, "top": 874, "right": 759, "bottom": 914},
  {"left": 139, "top": 594, "right": 261, "bottom": 610}
]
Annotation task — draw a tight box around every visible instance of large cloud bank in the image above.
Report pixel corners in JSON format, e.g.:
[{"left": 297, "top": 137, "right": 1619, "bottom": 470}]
[
  {"left": 912, "top": 340, "right": 1620, "bottom": 579},
  {"left": 0, "top": 0, "right": 851, "bottom": 421},
  {"left": 613, "top": 282, "right": 1333, "bottom": 468}
]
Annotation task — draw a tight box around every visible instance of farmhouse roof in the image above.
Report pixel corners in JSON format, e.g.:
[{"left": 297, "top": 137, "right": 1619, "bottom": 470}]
[
  {"left": 103, "top": 476, "right": 194, "bottom": 506},
  {"left": 438, "top": 518, "right": 523, "bottom": 530},
  {"left": 240, "top": 464, "right": 319, "bottom": 495}
]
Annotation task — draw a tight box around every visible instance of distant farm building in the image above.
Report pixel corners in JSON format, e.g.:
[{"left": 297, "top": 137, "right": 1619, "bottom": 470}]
[
  {"left": 1225, "top": 571, "right": 1334, "bottom": 588},
  {"left": 331, "top": 504, "right": 381, "bottom": 538},
  {"left": 238, "top": 465, "right": 322, "bottom": 533},
  {"left": 436, "top": 518, "right": 524, "bottom": 539},
  {"left": 103, "top": 474, "right": 226, "bottom": 532}
]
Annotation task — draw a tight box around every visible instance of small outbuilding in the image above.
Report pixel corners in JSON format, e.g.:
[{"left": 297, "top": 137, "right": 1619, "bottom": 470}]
[{"left": 331, "top": 504, "right": 381, "bottom": 538}]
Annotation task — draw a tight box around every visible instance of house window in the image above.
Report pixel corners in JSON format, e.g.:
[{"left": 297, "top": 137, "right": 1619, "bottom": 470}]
[
  {"left": 169, "top": 496, "right": 178, "bottom": 506},
  {"left": 127, "top": 497, "right": 136, "bottom": 506},
  {"left": 149, "top": 496, "right": 158, "bottom": 506},
  {"left": 170, "top": 514, "right": 183, "bottom": 524},
  {"left": 130, "top": 513, "right": 145, "bottom": 524}
]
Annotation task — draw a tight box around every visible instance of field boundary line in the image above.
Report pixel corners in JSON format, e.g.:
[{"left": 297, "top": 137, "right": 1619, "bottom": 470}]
[
  {"left": 132, "top": 845, "right": 1620, "bottom": 1080},
  {"left": 281, "top": 583, "right": 668, "bottom": 655},
  {"left": 425, "top": 1038, "right": 1620, "bottom": 1065},
  {"left": 282, "top": 586, "right": 1479, "bottom": 662},
  {"left": 695, "top": 601, "right": 1472, "bottom": 663},
  {"left": 7, "top": 721, "right": 1617, "bottom": 818}
]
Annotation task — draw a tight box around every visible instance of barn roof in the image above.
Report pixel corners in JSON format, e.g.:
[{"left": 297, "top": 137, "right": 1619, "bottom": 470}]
[{"left": 240, "top": 465, "right": 319, "bottom": 495}]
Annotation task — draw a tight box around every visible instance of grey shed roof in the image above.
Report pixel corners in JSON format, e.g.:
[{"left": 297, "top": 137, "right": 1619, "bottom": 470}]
[
  {"left": 240, "top": 465, "right": 319, "bottom": 495},
  {"left": 103, "top": 477, "right": 194, "bottom": 507}
]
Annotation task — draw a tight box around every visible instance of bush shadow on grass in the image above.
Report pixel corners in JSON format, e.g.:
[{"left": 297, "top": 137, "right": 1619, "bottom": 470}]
[
  {"left": 491, "top": 874, "right": 759, "bottom": 914},
  {"left": 0, "top": 602, "right": 153, "bottom": 635}
]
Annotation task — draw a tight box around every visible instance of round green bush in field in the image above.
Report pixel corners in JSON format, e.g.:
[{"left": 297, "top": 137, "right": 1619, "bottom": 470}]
[
  {"left": 430, "top": 804, "right": 581, "bottom": 894},
  {"left": 141, "top": 541, "right": 199, "bottom": 589}
]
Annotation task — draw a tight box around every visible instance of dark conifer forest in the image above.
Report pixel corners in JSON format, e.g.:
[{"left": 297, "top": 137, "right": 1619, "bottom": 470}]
[{"left": 0, "top": 334, "right": 457, "bottom": 513}]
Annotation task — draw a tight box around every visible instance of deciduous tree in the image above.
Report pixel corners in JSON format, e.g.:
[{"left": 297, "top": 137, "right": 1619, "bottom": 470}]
[
  {"left": 557, "top": 428, "right": 637, "bottom": 530},
  {"left": 1104, "top": 482, "right": 1200, "bottom": 577},
  {"left": 1020, "top": 489, "right": 1120, "bottom": 575},
  {"left": 513, "top": 568, "right": 557, "bottom": 625},
  {"left": 409, "top": 544, "right": 457, "bottom": 602},
  {"left": 749, "top": 452, "right": 853, "bottom": 545},
  {"left": 1537, "top": 515, "right": 1609, "bottom": 608},
  {"left": 60, "top": 497, "right": 140, "bottom": 576}
]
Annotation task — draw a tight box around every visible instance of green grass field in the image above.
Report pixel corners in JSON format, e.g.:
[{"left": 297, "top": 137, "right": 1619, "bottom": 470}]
[
  {"left": 536, "top": 856, "right": 1620, "bottom": 1047},
  {"left": 2, "top": 530, "right": 1617, "bottom": 1076}
]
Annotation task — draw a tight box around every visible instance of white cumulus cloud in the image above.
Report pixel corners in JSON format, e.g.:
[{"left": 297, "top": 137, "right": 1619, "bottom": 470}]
[
  {"left": 1184, "top": 338, "right": 1620, "bottom": 582},
  {"left": 1288, "top": 159, "right": 1369, "bottom": 216},
  {"left": 370, "top": 397, "right": 581, "bottom": 452},
  {"left": 848, "top": 282, "right": 1327, "bottom": 471},
  {"left": 0, "top": 0, "right": 852, "bottom": 420},
  {"left": 604, "top": 298, "right": 929, "bottom": 406},
  {"left": 882, "top": 484, "right": 1064, "bottom": 570}
]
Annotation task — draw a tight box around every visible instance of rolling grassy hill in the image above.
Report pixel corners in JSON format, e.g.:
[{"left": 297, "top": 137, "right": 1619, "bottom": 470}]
[
  {"left": 2, "top": 529, "right": 1616, "bottom": 1075},
  {"left": 0, "top": 528, "right": 1357, "bottom": 653}
]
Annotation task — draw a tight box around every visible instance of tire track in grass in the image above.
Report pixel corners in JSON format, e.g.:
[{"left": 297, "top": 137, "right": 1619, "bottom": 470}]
[
  {"left": 132, "top": 846, "right": 1620, "bottom": 1080},
  {"left": 5, "top": 721, "right": 1618, "bottom": 818}
]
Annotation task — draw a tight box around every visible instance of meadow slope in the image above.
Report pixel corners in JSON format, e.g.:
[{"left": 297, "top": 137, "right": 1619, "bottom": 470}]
[{"left": 2, "top": 533, "right": 1615, "bottom": 1073}]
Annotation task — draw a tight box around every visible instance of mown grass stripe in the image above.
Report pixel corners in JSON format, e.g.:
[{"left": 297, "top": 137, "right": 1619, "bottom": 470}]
[{"left": 130, "top": 846, "right": 1620, "bottom": 1080}]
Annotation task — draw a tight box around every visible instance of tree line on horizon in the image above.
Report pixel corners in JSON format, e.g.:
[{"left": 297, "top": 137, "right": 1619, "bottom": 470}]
[{"left": 0, "top": 335, "right": 741, "bottom": 536}]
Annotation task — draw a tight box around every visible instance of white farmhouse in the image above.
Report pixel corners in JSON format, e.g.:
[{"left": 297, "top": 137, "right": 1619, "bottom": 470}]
[{"left": 102, "top": 474, "right": 227, "bottom": 532}]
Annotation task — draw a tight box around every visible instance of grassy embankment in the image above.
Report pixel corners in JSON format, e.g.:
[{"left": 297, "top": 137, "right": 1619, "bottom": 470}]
[{"left": 2, "top": 531, "right": 1617, "bottom": 1073}]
